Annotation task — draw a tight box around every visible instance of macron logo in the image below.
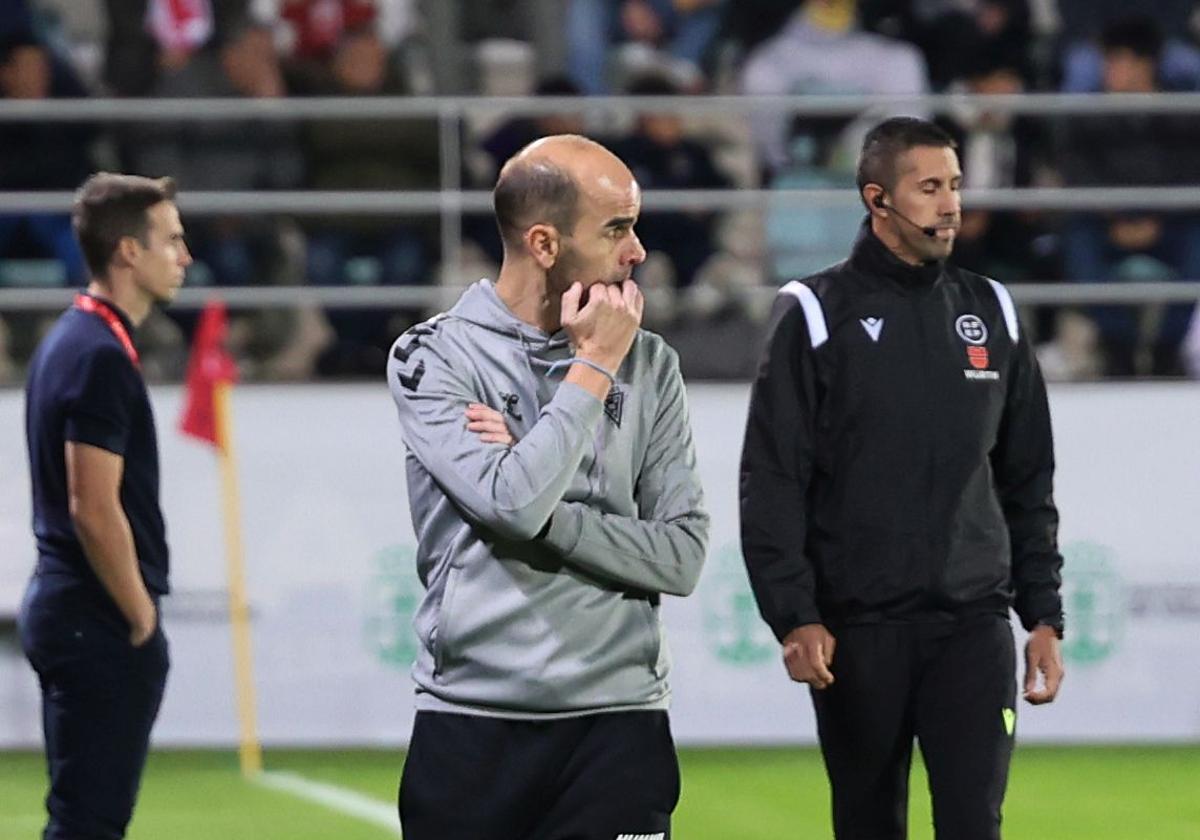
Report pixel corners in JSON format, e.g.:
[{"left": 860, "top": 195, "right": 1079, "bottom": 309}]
[
  {"left": 616, "top": 835, "right": 665, "bottom": 840},
  {"left": 860, "top": 316, "right": 884, "bottom": 342}
]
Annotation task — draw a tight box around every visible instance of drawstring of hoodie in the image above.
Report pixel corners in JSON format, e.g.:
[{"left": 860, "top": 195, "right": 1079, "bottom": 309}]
[
  {"left": 516, "top": 328, "right": 606, "bottom": 503},
  {"left": 545, "top": 357, "right": 616, "bottom": 385},
  {"left": 516, "top": 329, "right": 540, "bottom": 386}
]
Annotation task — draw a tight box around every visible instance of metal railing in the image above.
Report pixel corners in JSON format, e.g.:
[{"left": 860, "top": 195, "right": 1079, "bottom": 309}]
[
  {"left": 5, "top": 187, "right": 1200, "bottom": 215},
  {"left": 2, "top": 92, "right": 1200, "bottom": 311},
  {"left": 3, "top": 282, "right": 1198, "bottom": 312},
  {"left": 3, "top": 92, "right": 1200, "bottom": 120}
]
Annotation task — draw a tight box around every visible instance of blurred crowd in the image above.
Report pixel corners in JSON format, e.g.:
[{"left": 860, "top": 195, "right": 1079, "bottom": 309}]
[{"left": 2, "top": 0, "right": 1200, "bottom": 381}]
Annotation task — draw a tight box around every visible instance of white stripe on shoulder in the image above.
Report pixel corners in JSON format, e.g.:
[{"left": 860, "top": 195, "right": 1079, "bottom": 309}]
[
  {"left": 985, "top": 278, "right": 1019, "bottom": 343},
  {"left": 779, "top": 281, "right": 829, "bottom": 348}
]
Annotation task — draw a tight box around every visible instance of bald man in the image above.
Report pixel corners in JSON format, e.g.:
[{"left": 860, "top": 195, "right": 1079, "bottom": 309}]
[{"left": 387, "top": 135, "right": 709, "bottom": 839}]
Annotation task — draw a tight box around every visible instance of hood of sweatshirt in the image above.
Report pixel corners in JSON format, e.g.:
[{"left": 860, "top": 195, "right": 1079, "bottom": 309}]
[{"left": 445, "top": 279, "right": 577, "bottom": 376}]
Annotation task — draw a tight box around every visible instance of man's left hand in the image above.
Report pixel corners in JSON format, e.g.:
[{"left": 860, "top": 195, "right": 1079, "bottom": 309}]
[
  {"left": 1023, "top": 625, "right": 1064, "bottom": 705},
  {"left": 465, "top": 403, "right": 517, "bottom": 446}
]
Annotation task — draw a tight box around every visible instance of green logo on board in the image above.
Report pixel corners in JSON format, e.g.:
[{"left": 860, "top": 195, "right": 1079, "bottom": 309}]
[
  {"left": 363, "top": 544, "right": 421, "bottom": 669},
  {"left": 701, "top": 545, "right": 776, "bottom": 666},
  {"left": 1060, "top": 541, "right": 1125, "bottom": 665}
]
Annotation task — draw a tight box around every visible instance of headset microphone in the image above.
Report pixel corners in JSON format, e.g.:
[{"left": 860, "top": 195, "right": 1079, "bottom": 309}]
[{"left": 873, "top": 194, "right": 939, "bottom": 238}]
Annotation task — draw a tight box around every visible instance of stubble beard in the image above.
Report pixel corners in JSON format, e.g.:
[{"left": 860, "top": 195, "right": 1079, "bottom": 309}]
[
  {"left": 546, "top": 245, "right": 580, "bottom": 297},
  {"left": 908, "top": 228, "right": 954, "bottom": 264}
]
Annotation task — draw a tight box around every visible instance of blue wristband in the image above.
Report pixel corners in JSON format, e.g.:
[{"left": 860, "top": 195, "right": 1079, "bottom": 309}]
[{"left": 546, "top": 357, "right": 616, "bottom": 384}]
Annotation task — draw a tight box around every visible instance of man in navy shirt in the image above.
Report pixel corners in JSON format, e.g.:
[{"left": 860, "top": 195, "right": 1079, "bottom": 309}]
[{"left": 19, "top": 173, "right": 191, "bottom": 840}]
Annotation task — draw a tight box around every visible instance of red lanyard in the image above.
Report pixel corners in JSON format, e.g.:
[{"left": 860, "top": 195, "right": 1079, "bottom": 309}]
[{"left": 74, "top": 294, "right": 140, "bottom": 369}]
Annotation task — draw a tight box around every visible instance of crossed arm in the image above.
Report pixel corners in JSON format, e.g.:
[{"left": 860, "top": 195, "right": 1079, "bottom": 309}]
[{"left": 458, "top": 379, "right": 708, "bottom": 598}]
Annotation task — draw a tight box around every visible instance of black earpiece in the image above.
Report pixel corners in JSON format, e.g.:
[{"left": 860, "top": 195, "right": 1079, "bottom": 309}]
[{"left": 871, "top": 192, "right": 938, "bottom": 238}]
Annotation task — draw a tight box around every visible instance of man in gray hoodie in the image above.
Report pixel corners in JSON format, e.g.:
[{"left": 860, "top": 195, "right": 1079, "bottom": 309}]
[{"left": 387, "top": 135, "right": 710, "bottom": 840}]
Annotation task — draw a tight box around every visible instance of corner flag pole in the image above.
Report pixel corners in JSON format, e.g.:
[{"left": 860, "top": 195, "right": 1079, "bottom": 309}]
[
  {"left": 179, "top": 299, "right": 262, "bottom": 778},
  {"left": 214, "top": 380, "right": 263, "bottom": 777}
]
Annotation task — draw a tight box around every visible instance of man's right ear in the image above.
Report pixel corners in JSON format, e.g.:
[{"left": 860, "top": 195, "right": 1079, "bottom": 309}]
[{"left": 525, "top": 224, "right": 560, "bottom": 270}]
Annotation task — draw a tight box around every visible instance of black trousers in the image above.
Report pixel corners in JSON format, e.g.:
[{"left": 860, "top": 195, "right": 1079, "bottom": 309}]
[
  {"left": 18, "top": 573, "right": 170, "bottom": 840},
  {"left": 811, "top": 616, "right": 1016, "bottom": 840},
  {"left": 400, "top": 710, "right": 680, "bottom": 840}
]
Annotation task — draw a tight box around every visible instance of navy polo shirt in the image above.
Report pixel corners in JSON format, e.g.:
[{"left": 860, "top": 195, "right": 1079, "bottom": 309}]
[{"left": 25, "top": 295, "right": 169, "bottom": 594}]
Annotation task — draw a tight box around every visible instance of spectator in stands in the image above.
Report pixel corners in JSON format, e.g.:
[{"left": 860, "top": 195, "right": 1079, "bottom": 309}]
[
  {"left": 130, "top": 22, "right": 302, "bottom": 292},
  {"left": 14, "top": 0, "right": 107, "bottom": 81},
  {"left": 0, "top": 34, "right": 92, "bottom": 286},
  {"left": 1058, "top": 0, "right": 1200, "bottom": 92},
  {"left": 300, "top": 24, "right": 440, "bottom": 376},
  {"left": 119, "top": 22, "right": 310, "bottom": 379},
  {"left": 713, "top": 0, "right": 802, "bottom": 58},
  {"left": 939, "top": 45, "right": 1042, "bottom": 192},
  {"left": 609, "top": 72, "right": 731, "bottom": 288},
  {"left": 279, "top": 0, "right": 379, "bottom": 59},
  {"left": 566, "top": 0, "right": 727, "bottom": 94},
  {"left": 103, "top": 0, "right": 250, "bottom": 97},
  {"left": 937, "top": 45, "right": 1055, "bottom": 290},
  {"left": 469, "top": 75, "right": 585, "bottom": 266},
  {"left": 134, "top": 22, "right": 299, "bottom": 186},
  {"left": 764, "top": 115, "right": 861, "bottom": 282},
  {"left": 0, "top": 32, "right": 95, "bottom": 381},
  {"left": 1060, "top": 16, "right": 1200, "bottom": 376},
  {"left": 268, "top": 0, "right": 419, "bottom": 93},
  {"left": 857, "top": 1, "right": 1033, "bottom": 91},
  {"left": 739, "top": 0, "right": 929, "bottom": 176},
  {"left": 480, "top": 76, "right": 585, "bottom": 182}
]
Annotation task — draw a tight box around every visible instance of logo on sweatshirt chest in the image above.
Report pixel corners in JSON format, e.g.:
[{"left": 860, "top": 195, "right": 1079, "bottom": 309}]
[
  {"left": 955, "top": 314, "right": 988, "bottom": 345},
  {"left": 955, "top": 313, "right": 998, "bottom": 379},
  {"left": 499, "top": 392, "right": 523, "bottom": 421},
  {"left": 604, "top": 387, "right": 625, "bottom": 428},
  {"left": 859, "top": 316, "right": 884, "bottom": 342}
]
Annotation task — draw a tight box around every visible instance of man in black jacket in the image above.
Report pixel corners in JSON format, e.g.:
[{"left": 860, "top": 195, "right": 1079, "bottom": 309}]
[{"left": 740, "top": 117, "right": 1064, "bottom": 840}]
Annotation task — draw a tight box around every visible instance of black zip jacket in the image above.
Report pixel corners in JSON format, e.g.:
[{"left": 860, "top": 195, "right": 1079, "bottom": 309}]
[{"left": 740, "top": 221, "right": 1064, "bottom": 640}]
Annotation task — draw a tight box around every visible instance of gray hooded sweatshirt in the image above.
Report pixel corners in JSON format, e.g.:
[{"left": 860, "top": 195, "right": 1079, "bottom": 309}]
[{"left": 386, "top": 279, "right": 709, "bottom": 718}]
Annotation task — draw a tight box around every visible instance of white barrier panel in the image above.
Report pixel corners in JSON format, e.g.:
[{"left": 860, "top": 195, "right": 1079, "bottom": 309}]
[{"left": 1, "top": 382, "right": 1198, "bottom": 747}]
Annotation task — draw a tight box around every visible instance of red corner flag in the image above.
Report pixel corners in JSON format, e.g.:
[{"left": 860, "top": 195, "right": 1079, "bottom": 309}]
[{"left": 179, "top": 300, "right": 238, "bottom": 448}]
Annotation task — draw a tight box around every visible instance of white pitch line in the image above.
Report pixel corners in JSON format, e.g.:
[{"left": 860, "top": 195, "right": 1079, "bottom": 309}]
[{"left": 253, "top": 770, "right": 401, "bottom": 837}]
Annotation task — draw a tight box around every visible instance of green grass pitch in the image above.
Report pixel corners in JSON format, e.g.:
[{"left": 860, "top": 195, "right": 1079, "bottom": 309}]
[{"left": 1, "top": 745, "right": 1196, "bottom": 838}]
